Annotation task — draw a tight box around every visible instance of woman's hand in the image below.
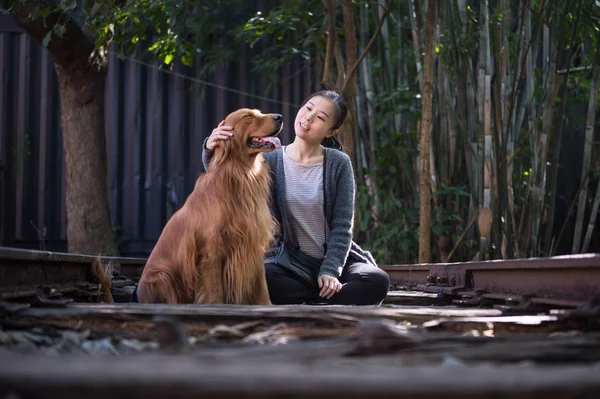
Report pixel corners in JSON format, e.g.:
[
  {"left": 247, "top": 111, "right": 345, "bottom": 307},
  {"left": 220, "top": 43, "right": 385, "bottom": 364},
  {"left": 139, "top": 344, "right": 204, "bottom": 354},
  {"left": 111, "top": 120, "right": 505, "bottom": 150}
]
[
  {"left": 205, "top": 121, "right": 233, "bottom": 151},
  {"left": 318, "top": 275, "right": 342, "bottom": 299}
]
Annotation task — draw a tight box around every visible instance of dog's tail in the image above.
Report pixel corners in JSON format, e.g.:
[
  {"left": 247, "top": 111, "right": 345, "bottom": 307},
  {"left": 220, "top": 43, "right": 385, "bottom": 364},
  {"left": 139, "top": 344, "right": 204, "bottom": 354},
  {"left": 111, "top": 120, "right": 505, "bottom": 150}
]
[{"left": 91, "top": 256, "right": 115, "bottom": 303}]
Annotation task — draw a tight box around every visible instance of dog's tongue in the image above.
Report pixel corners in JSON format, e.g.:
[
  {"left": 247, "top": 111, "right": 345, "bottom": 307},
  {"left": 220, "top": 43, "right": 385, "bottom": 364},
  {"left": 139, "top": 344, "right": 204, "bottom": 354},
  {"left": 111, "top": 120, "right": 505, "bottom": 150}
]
[{"left": 262, "top": 136, "right": 281, "bottom": 149}]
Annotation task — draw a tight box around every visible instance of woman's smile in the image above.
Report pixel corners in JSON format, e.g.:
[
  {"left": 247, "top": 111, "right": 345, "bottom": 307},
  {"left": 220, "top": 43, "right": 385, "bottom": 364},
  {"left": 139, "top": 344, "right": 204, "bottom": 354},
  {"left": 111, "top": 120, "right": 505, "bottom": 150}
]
[{"left": 299, "top": 120, "right": 310, "bottom": 132}]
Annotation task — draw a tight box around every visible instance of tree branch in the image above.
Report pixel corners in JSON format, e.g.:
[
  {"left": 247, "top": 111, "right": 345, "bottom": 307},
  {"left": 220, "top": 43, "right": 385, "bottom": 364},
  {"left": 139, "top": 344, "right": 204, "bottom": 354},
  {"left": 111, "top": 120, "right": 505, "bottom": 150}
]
[
  {"left": 321, "top": 0, "right": 336, "bottom": 89},
  {"left": 10, "top": 0, "right": 95, "bottom": 68},
  {"left": 334, "top": 38, "right": 345, "bottom": 88},
  {"left": 341, "top": 0, "right": 357, "bottom": 94},
  {"left": 340, "top": 0, "right": 393, "bottom": 95}
]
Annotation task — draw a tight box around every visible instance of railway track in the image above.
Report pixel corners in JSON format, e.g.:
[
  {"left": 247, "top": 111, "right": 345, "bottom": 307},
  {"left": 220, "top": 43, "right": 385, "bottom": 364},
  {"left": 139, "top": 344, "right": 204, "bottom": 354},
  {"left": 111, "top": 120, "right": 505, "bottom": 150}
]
[
  {"left": 1, "top": 245, "right": 599, "bottom": 308},
  {"left": 0, "top": 246, "right": 144, "bottom": 303},
  {"left": 382, "top": 253, "right": 600, "bottom": 309},
  {"left": 1, "top": 246, "right": 600, "bottom": 397}
]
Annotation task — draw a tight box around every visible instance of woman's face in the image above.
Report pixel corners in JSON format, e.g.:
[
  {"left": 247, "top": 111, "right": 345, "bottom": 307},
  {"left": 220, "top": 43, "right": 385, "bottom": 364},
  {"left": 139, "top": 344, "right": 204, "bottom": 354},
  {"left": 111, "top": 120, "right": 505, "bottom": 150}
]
[{"left": 294, "top": 96, "right": 337, "bottom": 144}]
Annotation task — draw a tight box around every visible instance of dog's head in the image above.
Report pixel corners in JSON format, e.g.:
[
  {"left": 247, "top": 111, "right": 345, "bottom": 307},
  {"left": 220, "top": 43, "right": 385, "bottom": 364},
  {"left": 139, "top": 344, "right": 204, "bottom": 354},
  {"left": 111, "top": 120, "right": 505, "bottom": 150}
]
[{"left": 212, "top": 109, "right": 283, "bottom": 166}]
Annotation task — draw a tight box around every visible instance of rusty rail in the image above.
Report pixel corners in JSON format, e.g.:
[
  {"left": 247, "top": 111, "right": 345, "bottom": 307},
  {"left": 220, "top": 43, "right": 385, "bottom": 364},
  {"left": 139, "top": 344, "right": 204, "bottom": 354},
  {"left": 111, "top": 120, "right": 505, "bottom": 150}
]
[
  {"left": 2, "top": 246, "right": 600, "bottom": 306},
  {"left": 382, "top": 253, "right": 600, "bottom": 304},
  {"left": 0, "top": 246, "right": 145, "bottom": 300}
]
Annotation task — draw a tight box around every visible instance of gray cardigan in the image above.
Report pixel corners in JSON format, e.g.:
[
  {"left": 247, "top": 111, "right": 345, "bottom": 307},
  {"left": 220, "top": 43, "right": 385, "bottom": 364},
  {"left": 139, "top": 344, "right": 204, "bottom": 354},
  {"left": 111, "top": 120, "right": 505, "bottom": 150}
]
[{"left": 202, "top": 141, "right": 377, "bottom": 278}]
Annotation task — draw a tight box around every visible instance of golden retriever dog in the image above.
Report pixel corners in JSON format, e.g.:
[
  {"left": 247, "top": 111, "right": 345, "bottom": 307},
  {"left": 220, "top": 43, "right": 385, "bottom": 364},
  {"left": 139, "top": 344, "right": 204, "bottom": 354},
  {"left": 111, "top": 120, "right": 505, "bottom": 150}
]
[{"left": 136, "top": 109, "right": 282, "bottom": 304}]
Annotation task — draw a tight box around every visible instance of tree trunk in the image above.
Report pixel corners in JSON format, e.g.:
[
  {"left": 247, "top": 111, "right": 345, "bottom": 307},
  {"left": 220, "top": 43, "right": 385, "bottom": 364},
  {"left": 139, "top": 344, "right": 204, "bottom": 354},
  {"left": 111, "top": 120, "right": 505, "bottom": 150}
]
[
  {"left": 321, "top": 0, "right": 336, "bottom": 89},
  {"left": 340, "top": 0, "right": 358, "bottom": 164},
  {"left": 11, "top": 0, "right": 119, "bottom": 256},
  {"left": 418, "top": 0, "right": 436, "bottom": 263},
  {"left": 54, "top": 60, "right": 118, "bottom": 256}
]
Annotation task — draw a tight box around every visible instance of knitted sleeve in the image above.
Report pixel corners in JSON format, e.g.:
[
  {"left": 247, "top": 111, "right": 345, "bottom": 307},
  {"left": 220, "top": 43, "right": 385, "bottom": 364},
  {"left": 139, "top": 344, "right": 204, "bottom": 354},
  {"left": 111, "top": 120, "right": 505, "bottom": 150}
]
[
  {"left": 318, "top": 152, "right": 354, "bottom": 278},
  {"left": 201, "top": 137, "right": 212, "bottom": 171}
]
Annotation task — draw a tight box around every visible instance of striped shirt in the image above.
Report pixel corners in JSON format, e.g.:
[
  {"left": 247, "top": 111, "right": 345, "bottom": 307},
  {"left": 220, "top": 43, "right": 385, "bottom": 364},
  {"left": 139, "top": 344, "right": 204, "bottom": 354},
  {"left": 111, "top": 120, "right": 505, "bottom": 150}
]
[{"left": 282, "top": 146, "right": 327, "bottom": 259}]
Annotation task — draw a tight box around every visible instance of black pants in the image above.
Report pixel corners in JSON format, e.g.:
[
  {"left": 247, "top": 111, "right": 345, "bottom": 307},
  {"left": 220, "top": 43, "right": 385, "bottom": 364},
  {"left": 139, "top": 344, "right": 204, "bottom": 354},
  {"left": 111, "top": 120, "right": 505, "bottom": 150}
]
[{"left": 265, "top": 261, "right": 390, "bottom": 305}]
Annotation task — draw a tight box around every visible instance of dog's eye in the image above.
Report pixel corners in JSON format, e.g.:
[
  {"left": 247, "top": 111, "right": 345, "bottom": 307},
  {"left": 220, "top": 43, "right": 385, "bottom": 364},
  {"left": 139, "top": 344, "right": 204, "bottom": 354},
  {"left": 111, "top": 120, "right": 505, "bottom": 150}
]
[{"left": 242, "top": 114, "right": 253, "bottom": 120}]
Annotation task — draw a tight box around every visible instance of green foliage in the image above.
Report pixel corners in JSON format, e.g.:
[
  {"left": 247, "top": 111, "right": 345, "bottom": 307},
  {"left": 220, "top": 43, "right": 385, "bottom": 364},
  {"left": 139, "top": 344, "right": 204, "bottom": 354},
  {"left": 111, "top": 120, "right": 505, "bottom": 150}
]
[
  {"left": 234, "top": 0, "right": 326, "bottom": 75},
  {"left": 6, "top": 0, "right": 262, "bottom": 68},
  {"left": 360, "top": 179, "right": 470, "bottom": 264},
  {"left": 357, "top": 125, "right": 418, "bottom": 263},
  {"left": 86, "top": 0, "right": 254, "bottom": 67},
  {"left": 374, "top": 86, "right": 421, "bottom": 130},
  {"left": 431, "top": 184, "right": 470, "bottom": 237},
  {"left": 357, "top": 82, "right": 472, "bottom": 264}
]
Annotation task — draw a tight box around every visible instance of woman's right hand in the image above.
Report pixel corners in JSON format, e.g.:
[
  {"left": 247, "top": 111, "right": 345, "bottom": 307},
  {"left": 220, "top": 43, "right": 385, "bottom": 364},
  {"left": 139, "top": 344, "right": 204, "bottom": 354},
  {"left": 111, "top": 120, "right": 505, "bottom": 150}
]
[{"left": 205, "top": 121, "right": 233, "bottom": 151}]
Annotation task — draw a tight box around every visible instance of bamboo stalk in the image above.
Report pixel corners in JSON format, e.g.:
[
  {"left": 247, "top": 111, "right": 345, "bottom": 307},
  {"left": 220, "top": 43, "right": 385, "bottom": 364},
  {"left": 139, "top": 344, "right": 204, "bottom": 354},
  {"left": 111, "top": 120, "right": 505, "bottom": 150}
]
[
  {"left": 436, "top": 46, "right": 447, "bottom": 189},
  {"left": 408, "top": 0, "right": 423, "bottom": 93},
  {"left": 551, "top": 173, "right": 591, "bottom": 256},
  {"left": 509, "top": 184, "right": 520, "bottom": 257},
  {"left": 536, "top": 3, "right": 561, "bottom": 256},
  {"left": 503, "top": 0, "right": 527, "bottom": 161},
  {"left": 418, "top": 0, "right": 437, "bottom": 263},
  {"left": 461, "top": 0, "right": 479, "bottom": 249},
  {"left": 432, "top": 12, "right": 446, "bottom": 261},
  {"left": 447, "top": 1, "right": 477, "bottom": 249},
  {"left": 395, "top": 11, "right": 405, "bottom": 128},
  {"left": 514, "top": 5, "right": 536, "bottom": 156},
  {"left": 359, "top": 2, "right": 379, "bottom": 221},
  {"left": 582, "top": 175, "right": 600, "bottom": 253},
  {"left": 410, "top": 0, "right": 423, "bottom": 192},
  {"left": 505, "top": 2, "right": 539, "bottom": 252},
  {"left": 483, "top": 74, "right": 492, "bottom": 256},
  {"left": 448, "top": 0, "right": 473, "bottom": 201},
  {"left": 378, "top": 0, "right": 395, "bottom": 122},
  {"left": 543, "top": 0, "right": 588, "bottom": 256},
  {"left": 574, "top": 67, "right": 599, "bottom": 253},
  {"left": 499, "top": 0, "right": 515, "bottom": 258},
  {"left": 476, "top": 0, "right": 492, "bottom": 258}
]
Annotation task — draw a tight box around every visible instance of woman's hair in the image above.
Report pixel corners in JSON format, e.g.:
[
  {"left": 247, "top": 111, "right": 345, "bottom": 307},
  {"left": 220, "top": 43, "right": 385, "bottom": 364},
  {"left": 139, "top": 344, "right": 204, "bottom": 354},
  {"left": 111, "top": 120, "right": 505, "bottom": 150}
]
[{"left": 300, "top": 90, "right": 347, "bottom": 150}]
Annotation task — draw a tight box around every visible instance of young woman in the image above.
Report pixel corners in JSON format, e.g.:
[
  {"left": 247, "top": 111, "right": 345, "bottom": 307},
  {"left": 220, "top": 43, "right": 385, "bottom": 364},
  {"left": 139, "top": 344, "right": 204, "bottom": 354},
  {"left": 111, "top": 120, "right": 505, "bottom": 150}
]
[{"left": 202, "top": 90, "right": 389, "bottom": 305}]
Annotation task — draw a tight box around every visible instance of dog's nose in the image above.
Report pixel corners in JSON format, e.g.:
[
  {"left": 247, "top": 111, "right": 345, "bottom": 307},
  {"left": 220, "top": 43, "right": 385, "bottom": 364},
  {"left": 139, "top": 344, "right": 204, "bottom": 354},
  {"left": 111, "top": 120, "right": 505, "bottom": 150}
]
[{"left": 273, "top": 114, "right": 282, "bottom": 121}]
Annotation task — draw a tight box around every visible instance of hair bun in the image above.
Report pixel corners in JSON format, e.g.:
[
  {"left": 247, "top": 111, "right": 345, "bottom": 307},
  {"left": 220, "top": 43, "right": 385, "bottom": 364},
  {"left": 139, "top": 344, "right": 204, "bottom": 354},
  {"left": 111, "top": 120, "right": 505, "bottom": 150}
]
[{"left": 322, "top": 136, "right": 343, "bottom": 151}]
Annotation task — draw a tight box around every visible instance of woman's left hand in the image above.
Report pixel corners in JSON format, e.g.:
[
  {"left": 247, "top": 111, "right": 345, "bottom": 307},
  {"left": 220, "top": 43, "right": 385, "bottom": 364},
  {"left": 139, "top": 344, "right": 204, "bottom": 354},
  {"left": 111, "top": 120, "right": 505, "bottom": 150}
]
[{"left": 318, "top": 275, "right": 342, "bottom": 299}]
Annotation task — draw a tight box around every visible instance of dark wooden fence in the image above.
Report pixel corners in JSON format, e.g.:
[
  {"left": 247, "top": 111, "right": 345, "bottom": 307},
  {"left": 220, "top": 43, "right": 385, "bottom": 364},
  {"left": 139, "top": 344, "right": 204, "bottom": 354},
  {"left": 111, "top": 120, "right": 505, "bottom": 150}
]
[{"left": 0, "top": 16, "right": 317, "bottom": 256}]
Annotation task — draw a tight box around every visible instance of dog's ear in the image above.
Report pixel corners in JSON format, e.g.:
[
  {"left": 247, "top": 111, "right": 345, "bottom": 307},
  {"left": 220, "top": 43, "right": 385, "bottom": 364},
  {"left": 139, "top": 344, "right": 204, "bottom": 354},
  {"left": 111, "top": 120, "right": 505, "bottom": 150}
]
[
  {"left": 211, "top": 127, "right": 246, "bottom": 167},
  {"left": 211, "top": 138, "right": 234, "bottom": 168},
  {"left": 209, "top": 112, "right": 238, "bottom": 168},
  {"left": 208, "top": 109, "right": 251, "bottom": 168}
]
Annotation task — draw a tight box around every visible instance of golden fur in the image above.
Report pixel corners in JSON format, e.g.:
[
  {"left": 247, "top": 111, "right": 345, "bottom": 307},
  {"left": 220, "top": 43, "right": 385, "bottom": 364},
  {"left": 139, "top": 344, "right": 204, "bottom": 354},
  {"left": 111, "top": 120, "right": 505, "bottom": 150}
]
[{"left": 136, "top": 109, "right": 281, "bottom": 304}]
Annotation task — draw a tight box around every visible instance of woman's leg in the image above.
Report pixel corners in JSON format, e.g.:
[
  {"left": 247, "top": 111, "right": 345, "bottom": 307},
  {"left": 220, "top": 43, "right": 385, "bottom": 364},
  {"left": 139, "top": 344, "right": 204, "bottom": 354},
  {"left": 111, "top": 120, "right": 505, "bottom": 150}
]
[
  {"left": 325, "top": 262, "right": 390, "bottom": 305},
  {"left": 265, "top": 263, "right": 319, "bottom": 304}
]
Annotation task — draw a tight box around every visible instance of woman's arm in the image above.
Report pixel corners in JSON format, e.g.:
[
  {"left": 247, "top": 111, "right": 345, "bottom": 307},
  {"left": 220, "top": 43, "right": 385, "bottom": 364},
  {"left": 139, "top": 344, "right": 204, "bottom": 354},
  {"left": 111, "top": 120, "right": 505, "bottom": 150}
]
[
  {"left": 201, "top": 137, "right": 212, "bottom": 171},
  {"left": 319, "top": 153, "right": 354, "bottom": 278},
  {"left": 201, "top": 121, "right": 233, "bottom": 171}
]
